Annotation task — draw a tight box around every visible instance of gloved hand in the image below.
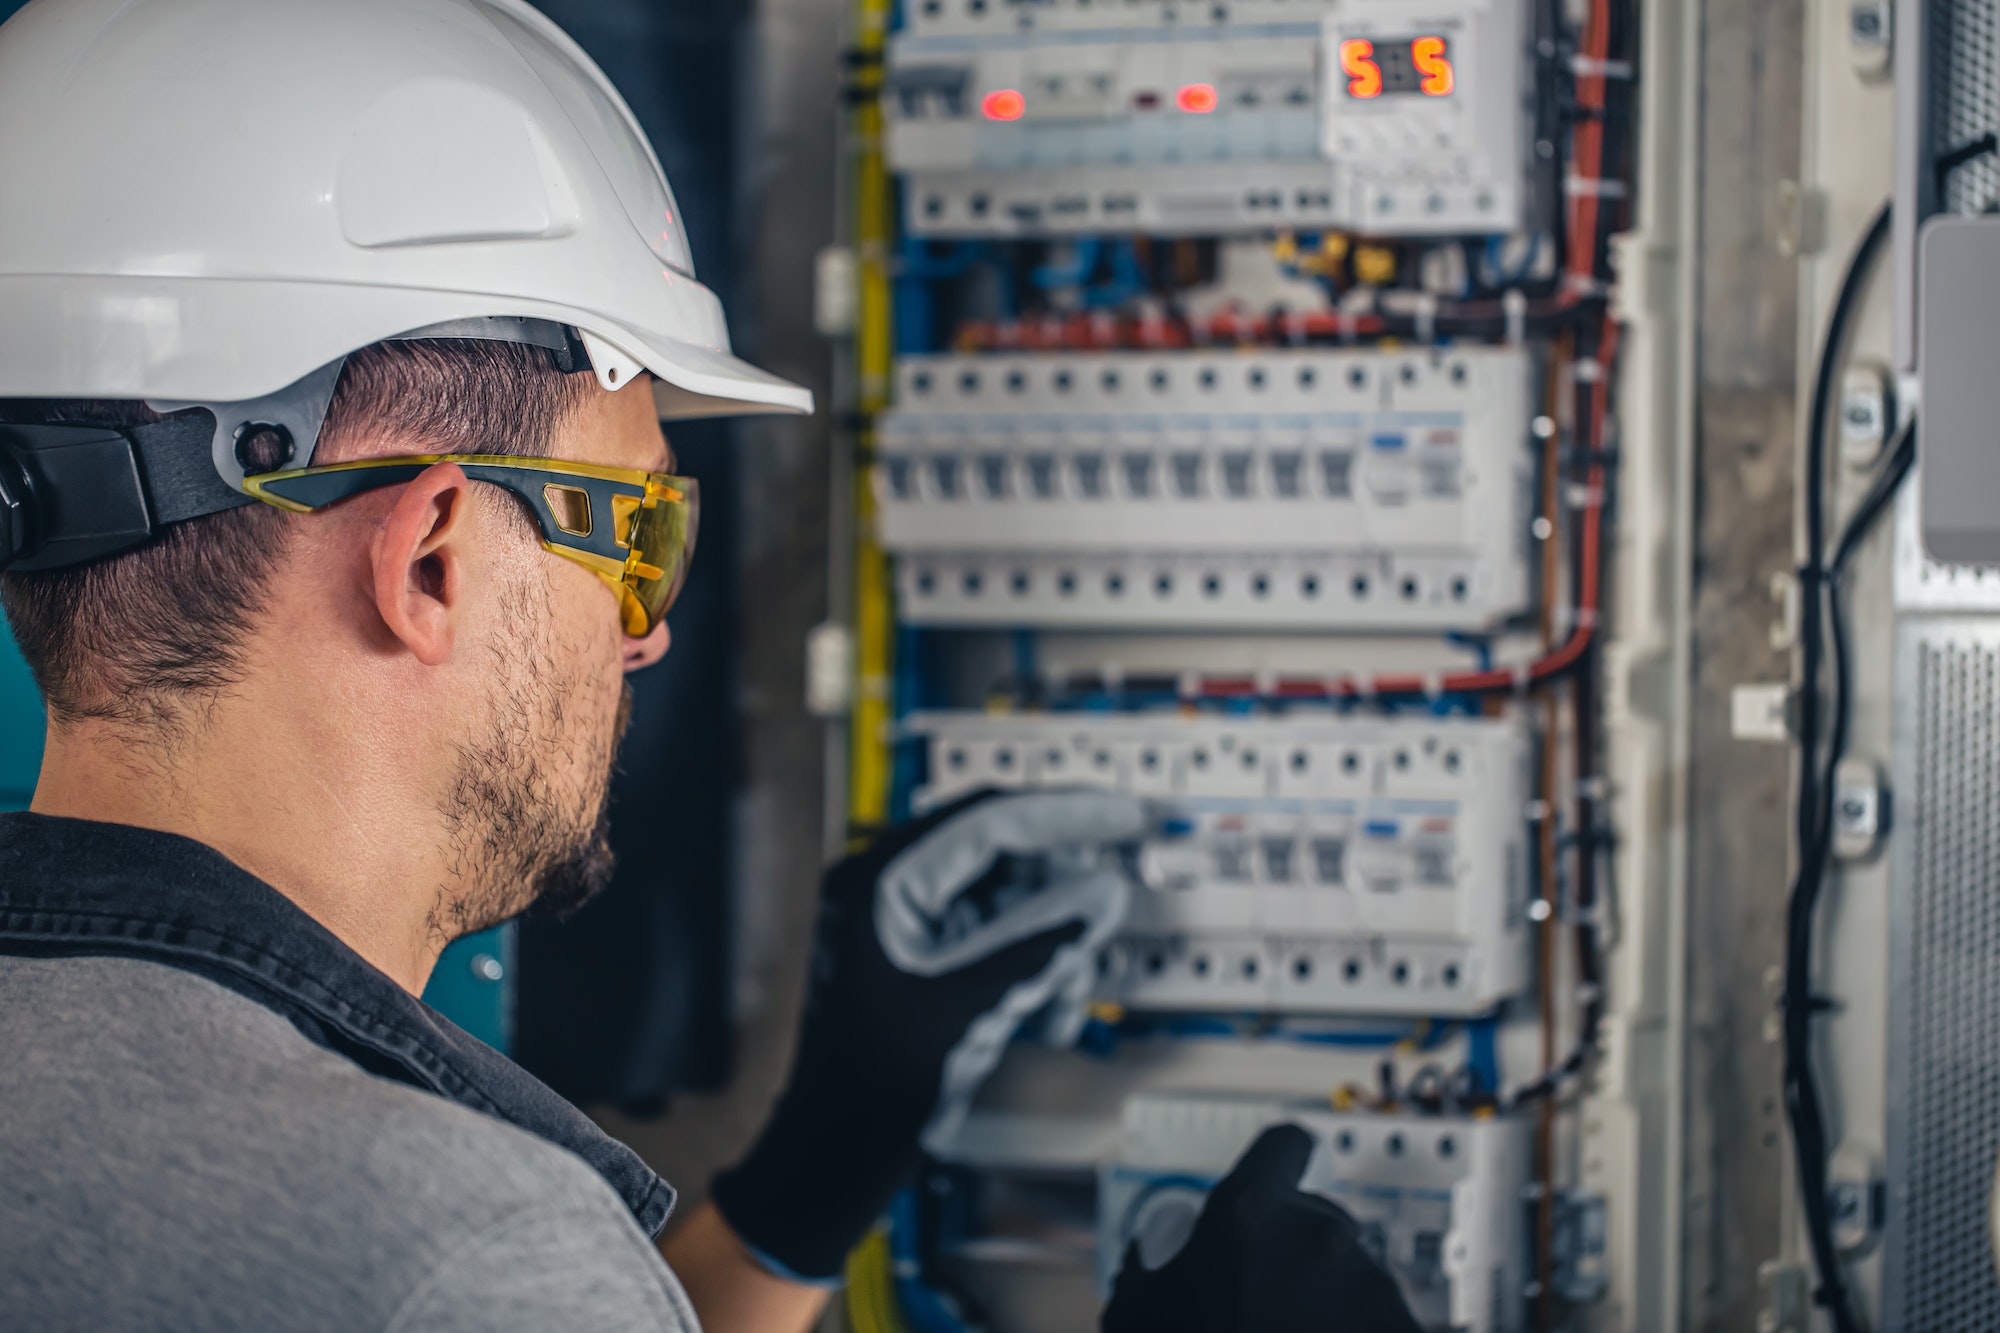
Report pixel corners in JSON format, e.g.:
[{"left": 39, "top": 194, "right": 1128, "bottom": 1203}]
[
  {"left": 711, "top": 788, "right": 1145, "bottom": 1282},
  {"left": 1102, "top": 1125, "right": 1425, "bottom": 1333}
]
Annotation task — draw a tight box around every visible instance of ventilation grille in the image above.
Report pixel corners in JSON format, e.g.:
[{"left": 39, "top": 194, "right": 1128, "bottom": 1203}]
[
  {"left": 1889, "top": 628, "right": 2000, "bottom": 1328},
  {"left": 1933, "top": 0, "right": 2000, "bottom": 215}
]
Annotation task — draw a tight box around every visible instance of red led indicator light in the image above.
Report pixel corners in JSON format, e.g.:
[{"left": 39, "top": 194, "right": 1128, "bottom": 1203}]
[
  {"left": 1175, "top": 82, "right": 1218, "bottom": 114},
  {"left": 981, "top": 88, "right": 1026, "bottom": 121}
]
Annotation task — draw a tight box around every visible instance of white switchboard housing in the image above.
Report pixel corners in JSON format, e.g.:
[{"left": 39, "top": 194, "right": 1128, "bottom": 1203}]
[
  {"left": 1102, "top": 1091, "right": 1531, "bottom": 1332},
  {"left": 876, "top": 347, "right": 1534, "bottom": 630},
  {"left": 885, "top": 0, "right": 1531, "bottom": 237},
  {"left": 912, "top": 711, "right": 1532, "bottom": 1016}
]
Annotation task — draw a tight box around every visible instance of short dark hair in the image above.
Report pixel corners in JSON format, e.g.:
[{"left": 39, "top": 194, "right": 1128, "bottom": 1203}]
[{"left": 1, "top": 338, "right": 596, "bottom": 729}]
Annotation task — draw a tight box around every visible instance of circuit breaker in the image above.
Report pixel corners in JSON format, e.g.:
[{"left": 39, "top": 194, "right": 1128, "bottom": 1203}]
[
  {"left": 912, "top": 711, "right": 1533, "bottom": 1016},
  {"left": 886, "top": 0, "right": 1532, "bottom": 237},
  {"left": 1103, "top": 1090, "right": 1531, "bottom": 1332},
  {"left": 876, "top": 346, "right": 1535, "bottom": 630}
]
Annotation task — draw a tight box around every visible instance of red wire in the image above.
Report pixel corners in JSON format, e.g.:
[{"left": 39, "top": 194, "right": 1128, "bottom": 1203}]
[
  {"left": 1183, "top": 318, "right": 1613, "bottom": 704},
  {"left": 1173, "top": 0, "right": 1625, "bottom": 705},
  {"left": 954, "top": 0, "right": 1624, "bottom": 704}
]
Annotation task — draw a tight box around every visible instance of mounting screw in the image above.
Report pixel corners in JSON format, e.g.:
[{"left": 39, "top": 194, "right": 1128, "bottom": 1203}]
[{"left": 234, "top": 422, "right": 294, "bottom": 474}]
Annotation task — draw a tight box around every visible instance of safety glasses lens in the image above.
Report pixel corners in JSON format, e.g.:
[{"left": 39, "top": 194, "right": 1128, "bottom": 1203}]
[{"left": 622, "top": 476, "right": 699, "bottom": 634}]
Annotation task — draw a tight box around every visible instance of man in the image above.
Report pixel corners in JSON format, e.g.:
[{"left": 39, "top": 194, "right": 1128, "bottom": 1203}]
[{"left": 0, "top": 1, "right": 1421, "bottom": 1329}]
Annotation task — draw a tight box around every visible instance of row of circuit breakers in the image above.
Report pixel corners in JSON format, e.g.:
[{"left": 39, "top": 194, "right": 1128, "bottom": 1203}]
[
  {"left": 876, "top": 346, "right": 1533, "bottom": 628},
  {"left": 878, "top": 4, "right": 1545, "bottom": 1330},
  {"left": 887, "top": 0, "right": 1531, "bottom": 236}
]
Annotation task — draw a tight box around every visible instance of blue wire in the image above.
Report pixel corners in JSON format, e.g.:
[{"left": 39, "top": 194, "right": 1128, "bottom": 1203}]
[
  {"left": 1011, "top": 629, "right": 1037, "bottom": 696},
  {"left": 888, "top": 1190, "right": 971, "bottom": 1333},
  {"left": 889, "top": 625, "right": 927, "bottom": 822},
  {"left": 901, "top": 239, "right": 987, "bottom": 280},
  {"left": 1120, "top": 1015, "right": 1434, "bottom": 1050},
  {"left": 1032, "top": 237, "right": 1100, "bottom": 289},
  {"left": 1481, "top": 232, "right": 1544, "bottom": 289},
  {"left": 1442, "top": 631, "right": 1496, "bottom": 673},
  {"left": 1466, "top": 1016, "right": 1501, "bottom": 1096},
  {"left": 894, "top": 239, "right": 988, "bottom": 354},
  {"left": 893, "top": 268, "right": 933, "bottom": 356}
]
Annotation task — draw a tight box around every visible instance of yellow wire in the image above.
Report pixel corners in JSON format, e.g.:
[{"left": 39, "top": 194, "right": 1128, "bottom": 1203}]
[
  {"left": 845, "top": 1228, "right": 912, "bottom": 1333},
  {"left": 846, "top": 0, "right": 896, "bottom": 838},
  {"left": 843, "top": 0, "right": 910, "bottom": 1308}
]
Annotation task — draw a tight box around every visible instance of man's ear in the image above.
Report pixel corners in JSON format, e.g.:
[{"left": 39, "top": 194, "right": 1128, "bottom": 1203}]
[{"left": 371, "top": 462, "right": 476, "bottom": 667}]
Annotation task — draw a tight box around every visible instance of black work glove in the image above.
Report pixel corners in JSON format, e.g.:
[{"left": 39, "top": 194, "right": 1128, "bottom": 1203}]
[
  {"left": 1102, "top": 1125, "right": 1425, "bottom": 1333},
  {"left": 712, "top": 788, "right": 1145, "bottom": 1281}
]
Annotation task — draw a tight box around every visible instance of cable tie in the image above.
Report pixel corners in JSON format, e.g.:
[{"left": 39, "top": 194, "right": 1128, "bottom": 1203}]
[
  {"left": 1176, "top": 671, "right": 1199, "bottom": 702},
  {"left": 1422, "top": 670, "right": 1445, "bottom": 700},
  {"left": 1573, "top": 606, "right": 1600, "bottom": 631},
  {"left": 1564, "top": 175, "right": 1629, "bottom": 199},
  {"left": 1525, "top": 798, "right": 1553, "bottom": 823},
  {"left": 1573, "top": 356, "right": 1606, "bottom": 384},
  {"left": 1511, "top": 662, "right": 1535, "bottom": 696},
  {"left": 1413, "top": 292, "right": 1439, "bottom": 345},
  {"left": 1570, "top": 54, "right": 1635, "bottom": 79},
  {"left": 1565, "top": 481, "right": 1604, "bottom": 508},
  {"left": 1562, "top": 272, "right": 1610, "bottom": 300},
  {"left": 1255, "top": 668, "right": 1278, "bottom": 699},
  {"left": 1503, "top": 288, "right": 1527, "bottom": 346}
]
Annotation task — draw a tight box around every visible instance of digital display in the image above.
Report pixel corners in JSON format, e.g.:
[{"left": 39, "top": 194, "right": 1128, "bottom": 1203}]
[{"left": 1338, "top": 35, "right": 1456, "bottom": 100}]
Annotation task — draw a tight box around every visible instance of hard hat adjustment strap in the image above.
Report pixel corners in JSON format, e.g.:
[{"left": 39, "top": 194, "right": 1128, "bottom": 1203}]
[
  {"left": 0, "top": 414, "right": 255, "bottom": 573},
  {"left": 133, "top": 415, "right": 257, "bottom": 526}
]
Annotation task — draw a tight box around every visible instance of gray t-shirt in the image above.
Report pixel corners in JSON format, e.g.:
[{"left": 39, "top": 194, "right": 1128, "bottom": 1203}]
[{"left": 0, "top": 953, "right": 702, "bottom": 1332}]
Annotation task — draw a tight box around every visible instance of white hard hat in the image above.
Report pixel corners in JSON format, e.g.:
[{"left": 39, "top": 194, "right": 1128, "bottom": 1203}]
[{"left": 0, "top": 0, "right": 811, "bottom": 489}]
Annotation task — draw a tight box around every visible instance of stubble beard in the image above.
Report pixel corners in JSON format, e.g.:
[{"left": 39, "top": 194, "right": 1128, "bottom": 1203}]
[{"left": 435, "top": 575, "right": 634, "bottom": 943}]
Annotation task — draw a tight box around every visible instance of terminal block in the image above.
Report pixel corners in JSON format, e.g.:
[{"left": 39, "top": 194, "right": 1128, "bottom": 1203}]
[
  {"left": 876, "top": 346, "right": 1535, "bottom": 631},
  {"left": 885, "top": 0, "right": 1531, "bottom": 237},
  {"left": 911, "top": 711, "right": 1533, "bottom": 1016},
  {"left": 1102, "top": 1091, "right": 1530, "bottom": 1332}
]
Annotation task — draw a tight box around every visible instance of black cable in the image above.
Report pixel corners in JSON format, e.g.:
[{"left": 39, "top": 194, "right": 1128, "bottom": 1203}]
[
  {"left": 1934, "top": 133, "right": 1999, "bottom": 200},
  {"left": 1785, "top": 201, "right": 1892, "bottom": 1333},
  {"left": 1817, "top": 417, "right": 1917, "bottom": 868}
]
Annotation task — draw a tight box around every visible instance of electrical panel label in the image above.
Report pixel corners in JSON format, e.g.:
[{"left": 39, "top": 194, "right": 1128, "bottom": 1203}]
[
  {"left": 876, "top": 347, "right": 1534, "bottom": 630},
  {"left": 1103, "top": 1091, "right": 1530, "bottom": 1332},
  {"left": 911, "top": 711, "right": 1532, "bottom": 1016}
]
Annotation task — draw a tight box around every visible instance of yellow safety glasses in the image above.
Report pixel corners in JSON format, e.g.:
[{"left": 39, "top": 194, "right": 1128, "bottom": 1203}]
[{"left": 244, "top": 454, "right": 697, "bottom": 639}]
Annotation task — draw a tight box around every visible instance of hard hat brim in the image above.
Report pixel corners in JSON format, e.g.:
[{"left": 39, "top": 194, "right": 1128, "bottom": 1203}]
[{"left": 0, "top": 274, "right": 813, "bottom": 420}]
